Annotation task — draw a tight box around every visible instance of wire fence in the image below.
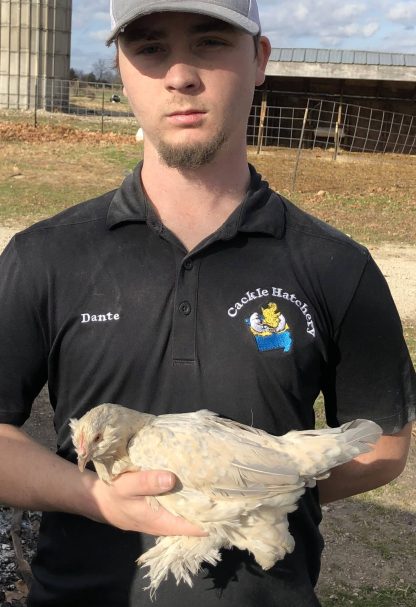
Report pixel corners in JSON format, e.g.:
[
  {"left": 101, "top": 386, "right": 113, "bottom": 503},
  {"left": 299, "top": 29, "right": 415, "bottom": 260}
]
[
  {"left": 1, "top": 76, "right": 416, "bottom": 157},
  {"left": 0, "top": 76, "right": 136, "bottom": 133},
  {"left": 248, "top": 98, "right": 416, "bottom": 155}
]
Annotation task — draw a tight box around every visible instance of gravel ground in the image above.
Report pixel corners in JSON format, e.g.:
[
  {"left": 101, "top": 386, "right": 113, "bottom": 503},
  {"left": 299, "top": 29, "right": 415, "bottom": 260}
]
[
  {"left": 0, "top": 510, "right": 41, "bottom": 606},
  {"left": 369, "top": 243, "right": 416, "bottom": 321}
]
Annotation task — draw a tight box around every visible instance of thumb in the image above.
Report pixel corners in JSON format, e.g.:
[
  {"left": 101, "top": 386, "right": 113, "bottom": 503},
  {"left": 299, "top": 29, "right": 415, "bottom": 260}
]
[{"left": 117, "top": 469, "right": 177, "bottom": 496}]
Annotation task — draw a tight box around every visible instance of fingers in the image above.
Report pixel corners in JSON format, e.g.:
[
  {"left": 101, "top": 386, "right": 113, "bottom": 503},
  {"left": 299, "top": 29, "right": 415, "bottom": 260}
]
[
  {"left": 90, "top": 469, "right": 207, "bottom": 536},
  {"left": 110, "top": 469, "right": 207, "bottom": 533},
  {"left": 148, "top": 506, "right": 207, "bottom": 537},
  {"left": 113, "top": 469, "right": 176, "bottom": 496}
]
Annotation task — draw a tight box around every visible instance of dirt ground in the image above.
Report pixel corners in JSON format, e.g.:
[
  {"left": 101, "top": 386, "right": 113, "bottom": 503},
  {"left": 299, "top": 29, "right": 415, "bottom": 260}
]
[{"left": 368, "top": 244, "right": 416, "bottom": 321}]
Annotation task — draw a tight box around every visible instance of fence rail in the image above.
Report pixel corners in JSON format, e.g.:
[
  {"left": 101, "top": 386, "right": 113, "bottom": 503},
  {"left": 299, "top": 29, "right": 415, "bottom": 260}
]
[{"left": 1, "top": 76, "right": 415, "bottom": 155}]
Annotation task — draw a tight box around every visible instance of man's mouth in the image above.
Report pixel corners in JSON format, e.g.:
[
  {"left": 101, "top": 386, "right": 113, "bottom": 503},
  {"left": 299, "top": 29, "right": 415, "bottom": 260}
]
[
  {"left": 168, "top": 108, "right": 205, "bottom": 116},
  {"left": 167, "top": 110, "right": 206, "bottom": 125}
]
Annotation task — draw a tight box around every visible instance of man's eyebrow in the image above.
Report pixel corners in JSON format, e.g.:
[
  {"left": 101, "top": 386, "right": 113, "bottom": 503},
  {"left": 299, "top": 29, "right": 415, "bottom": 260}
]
[{"left": 122, "top": 27, "right": 166, "bottom": 43}]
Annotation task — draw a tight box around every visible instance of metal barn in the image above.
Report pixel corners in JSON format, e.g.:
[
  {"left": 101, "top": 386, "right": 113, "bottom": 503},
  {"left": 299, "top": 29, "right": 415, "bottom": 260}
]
[{"left": 250, "top": 49, "right": 416, "bottom": 153}]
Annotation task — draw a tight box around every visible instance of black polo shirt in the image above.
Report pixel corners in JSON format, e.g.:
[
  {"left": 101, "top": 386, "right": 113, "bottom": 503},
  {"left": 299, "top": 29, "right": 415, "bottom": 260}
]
[{"left": 0, "top": 163, "right": 414, "bottom": 607}]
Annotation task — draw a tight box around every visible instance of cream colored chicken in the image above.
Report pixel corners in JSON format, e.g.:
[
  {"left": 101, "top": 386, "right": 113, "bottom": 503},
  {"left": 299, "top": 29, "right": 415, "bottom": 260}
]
[{"left": 70, "top": 404, "right": 381, "bottom": 595}]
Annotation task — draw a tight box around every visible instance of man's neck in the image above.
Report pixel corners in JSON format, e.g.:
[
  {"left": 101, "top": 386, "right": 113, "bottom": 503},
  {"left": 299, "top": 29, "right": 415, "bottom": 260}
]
[{"left": 140, "top": 143, "right": 251, "bottom": 251}]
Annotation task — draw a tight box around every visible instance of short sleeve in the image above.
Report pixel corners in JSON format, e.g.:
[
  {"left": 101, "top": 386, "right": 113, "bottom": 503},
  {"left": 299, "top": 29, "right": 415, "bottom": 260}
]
[
  {"left": 323, "top": 255, "right": 416, "bottom": 434},
  {"left": 0, "top": 237, "right": 48, "bottom": 425}
]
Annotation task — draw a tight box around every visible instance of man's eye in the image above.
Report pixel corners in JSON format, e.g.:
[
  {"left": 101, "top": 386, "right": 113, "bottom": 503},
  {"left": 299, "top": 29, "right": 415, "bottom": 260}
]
[
  {"left": 199, "top": 38, "right": 226, "bottom": 48},
  {"left": 137, "top": 44, "right": 163, "bottom": 55}
]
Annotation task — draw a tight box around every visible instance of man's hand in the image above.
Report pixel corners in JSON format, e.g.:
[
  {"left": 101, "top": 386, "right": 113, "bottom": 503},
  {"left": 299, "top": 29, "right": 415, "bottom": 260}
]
[
  {"left": 0, "top": 424, "right": 204, "bottom": 536},
  {"left": 89, "top": 469, "right": 206, "bottom": 536}
]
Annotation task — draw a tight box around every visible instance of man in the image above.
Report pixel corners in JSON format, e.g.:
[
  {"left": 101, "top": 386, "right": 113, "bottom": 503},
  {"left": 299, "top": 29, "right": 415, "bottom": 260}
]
[{"left": 0, "top": 1, "right": 414, "bottom": 605}]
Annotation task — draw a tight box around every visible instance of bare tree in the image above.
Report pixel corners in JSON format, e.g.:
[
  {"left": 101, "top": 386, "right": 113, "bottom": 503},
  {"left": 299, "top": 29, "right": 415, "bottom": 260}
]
[{"left": 92, "top": 59, "right": 114, "bottom": 83}]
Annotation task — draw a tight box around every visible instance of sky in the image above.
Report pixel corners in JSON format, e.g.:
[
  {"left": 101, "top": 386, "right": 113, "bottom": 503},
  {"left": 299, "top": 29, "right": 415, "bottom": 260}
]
[{"left": 71, "top": 0, "right": 416, "bottom": 72}]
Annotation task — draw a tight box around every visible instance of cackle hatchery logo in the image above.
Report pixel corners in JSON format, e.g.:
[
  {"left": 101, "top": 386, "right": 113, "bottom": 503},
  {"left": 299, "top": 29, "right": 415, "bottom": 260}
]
[
  {"left": 227, "top": 286, "right": 316, "bottom": 353},
  {"left": 246, "top": 302, "right": 292, "bottom": 353}
]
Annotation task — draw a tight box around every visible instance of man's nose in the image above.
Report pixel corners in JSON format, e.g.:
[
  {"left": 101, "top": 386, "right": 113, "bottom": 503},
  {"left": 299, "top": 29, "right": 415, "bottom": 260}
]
[{"left": 164, "top": 61, "right": 202, "bottom": 93}]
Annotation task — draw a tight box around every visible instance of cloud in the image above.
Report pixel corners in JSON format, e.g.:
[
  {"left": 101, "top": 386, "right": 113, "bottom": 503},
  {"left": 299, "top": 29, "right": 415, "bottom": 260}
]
[
  {"left": 378, "top": 29, "right": 416, "bottom": 53},
  {"left": 72, "top": 0, "right": 109, "bottom": 29},
  {"left": 94, "top": 11, "right": 109, "bottom": 22},
  {"left": 387, "top": 1, "right": 416, "bottom": 22},
  {"left": 362, "top": 22, "right": 380, "bottom": 37},
  {"left": 338, "top": 22, "right": 380, "bottom": 37},
  {"left": 257, "top": 0, "right": 416, "bottom": 52},
  {"left": 332, "top": 3, "right": 367, "bottom": 20},
  {"left": 69, "top": 0, "right": 416, "bottom": 72},
  {"left": 88, "top": 30, "right": 109, "bottom": 42},
  {"left": 259, "top": 0, "right": 382, "bottom": 47}
]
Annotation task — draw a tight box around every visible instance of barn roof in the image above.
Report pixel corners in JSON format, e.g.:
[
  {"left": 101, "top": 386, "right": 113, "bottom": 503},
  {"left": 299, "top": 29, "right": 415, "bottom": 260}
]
[
  {"left": 266, "top": 48, "right": 416, "bottom": 83},
  {"left": 269, "top": 48, "right": 416, "bottom": 68}
]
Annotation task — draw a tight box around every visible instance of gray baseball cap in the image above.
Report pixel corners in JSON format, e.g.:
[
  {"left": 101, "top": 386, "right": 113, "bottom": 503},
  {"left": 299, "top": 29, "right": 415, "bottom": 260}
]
[{"left": 107, "top": 0, "right": 261, "bottom": 45}]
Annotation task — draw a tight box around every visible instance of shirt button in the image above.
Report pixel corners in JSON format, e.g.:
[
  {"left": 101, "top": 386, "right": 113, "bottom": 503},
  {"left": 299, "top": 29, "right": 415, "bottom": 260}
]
[
  {"left": 149, "top": 219, "right": 160, "bottom": 231},
  {"left": 179, "top": 301, "right": 192, "bottom": 315},
  {"left": 183, "top": 259, "right": 193, "bottom": 270}
]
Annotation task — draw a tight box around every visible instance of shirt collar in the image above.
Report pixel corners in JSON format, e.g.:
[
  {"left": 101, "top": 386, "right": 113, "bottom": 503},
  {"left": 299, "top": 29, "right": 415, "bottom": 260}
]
[
  {"left": 106, "top": 162, "right": 285, "bottom": 240},
  {"left": 106, "top": 163, "right": 148, "bottom": 227}
]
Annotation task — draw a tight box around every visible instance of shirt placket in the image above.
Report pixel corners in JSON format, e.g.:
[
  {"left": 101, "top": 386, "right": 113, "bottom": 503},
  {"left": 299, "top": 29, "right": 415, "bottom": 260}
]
[{"left": 172, "top": 253, "right": 200, "bottom": 364}]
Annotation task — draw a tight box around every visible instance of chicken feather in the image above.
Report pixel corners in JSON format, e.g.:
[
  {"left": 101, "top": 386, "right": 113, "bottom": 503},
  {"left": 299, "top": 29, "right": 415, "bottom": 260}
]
[{"left": 70, "top": 404, "right": 382, "bottom": 596}]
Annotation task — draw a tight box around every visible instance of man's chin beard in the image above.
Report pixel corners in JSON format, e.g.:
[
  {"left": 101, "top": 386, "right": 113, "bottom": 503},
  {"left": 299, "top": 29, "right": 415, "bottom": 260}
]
[{"left": 157, "top": 130, "right": 227, "bottom": 170}]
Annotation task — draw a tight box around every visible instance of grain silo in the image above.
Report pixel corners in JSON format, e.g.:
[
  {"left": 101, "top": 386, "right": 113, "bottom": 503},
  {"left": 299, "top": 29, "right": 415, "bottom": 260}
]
[{"left": 0, "top": 0, "right": 72, "bottom": 109}]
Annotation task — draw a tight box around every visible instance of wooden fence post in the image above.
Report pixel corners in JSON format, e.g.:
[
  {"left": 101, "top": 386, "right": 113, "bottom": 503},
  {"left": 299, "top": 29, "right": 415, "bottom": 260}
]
[
  {"left": 333, "top": 103, "right": 343, "bottom": 161},
  {"left": 34, "top": 78, "right": 38, "bottom": 128},
  {"left": 291, "top": 104, "right": 309, "bottom": 191},
  {"left": 101, "top": 86, "right": 105, "bottom": 134},
  {"left": 256, "top": 90, "right": 268, "bottom": 154}
]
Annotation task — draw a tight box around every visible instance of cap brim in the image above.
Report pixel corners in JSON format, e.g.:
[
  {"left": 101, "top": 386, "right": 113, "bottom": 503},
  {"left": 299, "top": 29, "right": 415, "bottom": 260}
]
[{"left": 106, "top": 1, "right": 260, "bottom": 46}]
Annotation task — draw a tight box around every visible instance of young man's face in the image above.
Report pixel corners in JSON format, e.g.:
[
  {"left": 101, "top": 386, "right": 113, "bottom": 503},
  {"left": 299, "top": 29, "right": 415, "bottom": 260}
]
[{"left": 118, "top": 12, "right": 270, "bottom": 169}]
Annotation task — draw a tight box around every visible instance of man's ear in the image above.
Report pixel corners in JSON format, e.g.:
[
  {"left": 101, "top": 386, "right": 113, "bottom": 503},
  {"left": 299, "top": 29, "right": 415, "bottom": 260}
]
[{"left": 255, "top": 36, "right": 272, "bottom": 87}]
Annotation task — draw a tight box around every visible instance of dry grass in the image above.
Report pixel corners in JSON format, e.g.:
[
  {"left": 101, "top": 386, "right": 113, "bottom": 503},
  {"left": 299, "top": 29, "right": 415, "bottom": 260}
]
[
  {"left": 249, "top": 147, "right": 416, "bottom": 244},
  {"left": 0, "top": 123, "right": 142, "bottom": 224},
  {"left": 1, "top": 121, "right": 414, "bottom": 245}
]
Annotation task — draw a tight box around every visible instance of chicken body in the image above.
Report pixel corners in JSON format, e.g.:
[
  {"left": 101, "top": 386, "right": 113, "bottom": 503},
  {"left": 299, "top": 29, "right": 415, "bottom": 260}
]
[{"left": 70, "top": 404, "right": 382, "bottom": 595}]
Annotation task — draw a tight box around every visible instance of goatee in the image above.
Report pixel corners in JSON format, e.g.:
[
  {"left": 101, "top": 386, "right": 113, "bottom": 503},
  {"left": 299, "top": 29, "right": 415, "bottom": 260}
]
[{"left": 157, "top": 130, "right": 227, "bottom": 169}]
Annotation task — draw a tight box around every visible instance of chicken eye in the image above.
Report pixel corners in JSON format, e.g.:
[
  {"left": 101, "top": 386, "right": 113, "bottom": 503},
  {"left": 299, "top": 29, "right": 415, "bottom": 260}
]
[{"left": 93, "top": 433, "right": 102, "bottom": 443}]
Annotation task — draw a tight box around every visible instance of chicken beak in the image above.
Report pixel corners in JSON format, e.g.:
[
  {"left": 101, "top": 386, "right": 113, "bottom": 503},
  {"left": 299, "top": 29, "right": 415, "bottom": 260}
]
[{"left": 77, "top": 454, "right": 89, "bottom": 472}]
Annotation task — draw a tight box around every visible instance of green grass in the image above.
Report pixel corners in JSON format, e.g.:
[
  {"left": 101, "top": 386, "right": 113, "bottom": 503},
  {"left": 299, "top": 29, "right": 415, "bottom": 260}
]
[
  {"left": 99, "top": 145, "right": 141, "bottom": 168},
  {"left": 0, "top": 138, "right": 143, "bottom": 224},
  {"left": 0, "top": 181, "right": 70, "bottom": 221}
]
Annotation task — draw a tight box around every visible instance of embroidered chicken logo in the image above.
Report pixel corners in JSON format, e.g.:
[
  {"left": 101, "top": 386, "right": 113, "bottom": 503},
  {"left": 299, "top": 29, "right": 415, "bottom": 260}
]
[{"left": 246, "top": 302, "right": 292, "bottom": 352}]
